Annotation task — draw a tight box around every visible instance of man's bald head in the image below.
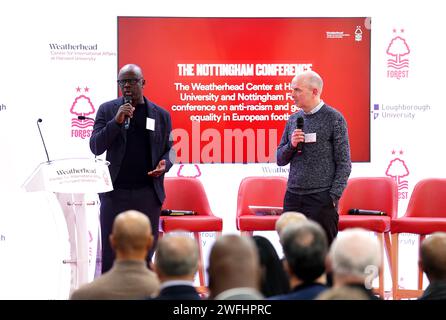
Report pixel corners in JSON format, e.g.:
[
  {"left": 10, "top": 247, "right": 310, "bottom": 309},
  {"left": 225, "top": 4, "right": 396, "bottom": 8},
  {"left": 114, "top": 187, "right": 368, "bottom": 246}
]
[
  {"left": 117, "top": 64, "right": 145, "bottom": 104},
  {"left": 275, "top": 211, "right": 307, "bottom": 238},
  {"left": 118, "top": 64, "right": 144, "bottom": 79},
  {"left": 155, "top": 232, "right": 199, "bottom": 280},
  {"left": 290, "top": 70, "right": 324, "bottom": 111},
  {"left": 111, "top": 210, "right": 153, "bottom": 253},
  {"left": 294, "top": 70, "right": 324, "bottom": 93},
  {"left": 208, "top": 235, "right": 261, "bottom": 297},
  {"left": 329, "top": 228, "right": 381, "bottom": 280},
  {"left": 420, "top": 232, "right": 446, "bottom": 281}
]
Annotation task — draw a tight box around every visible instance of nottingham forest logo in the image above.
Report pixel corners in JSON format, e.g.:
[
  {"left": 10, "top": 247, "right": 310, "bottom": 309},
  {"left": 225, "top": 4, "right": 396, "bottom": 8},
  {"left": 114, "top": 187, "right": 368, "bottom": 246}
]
[
  {"left": 385, "top": 149, "right": 409, "bottom": 200},
  {"left": 386, "top": 28, "right": 410, "bottom": 80},
  {"left": 177, "top": 164, "right": 202, "bottom": 178},
  {"left": 70, "top": 86, "right": 95, "bottom": 139}
]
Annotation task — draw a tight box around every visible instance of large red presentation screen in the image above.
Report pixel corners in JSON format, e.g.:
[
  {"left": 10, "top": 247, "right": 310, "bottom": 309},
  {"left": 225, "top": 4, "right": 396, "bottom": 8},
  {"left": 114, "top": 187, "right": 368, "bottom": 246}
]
[{"left": 118, "top": 17, "right": 371, "bottom": 163}]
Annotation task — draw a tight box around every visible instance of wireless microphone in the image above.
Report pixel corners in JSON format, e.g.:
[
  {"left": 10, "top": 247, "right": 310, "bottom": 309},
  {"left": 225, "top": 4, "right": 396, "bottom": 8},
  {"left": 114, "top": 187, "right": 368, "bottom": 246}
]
[
  {"left": 77, "top": 115, "right": 95, "bottom": 121},
  {"left": 161, "top": 209, "right": 196, "bottom": 216},
  {"left": 124, "top": 95, "right": 132, "bottom": 130},
  {"left": 348, "top": 209, "right": 386, "bottom": 216},
  {"left": 296, "top": 116, "right": 304, "bottom": 155}
]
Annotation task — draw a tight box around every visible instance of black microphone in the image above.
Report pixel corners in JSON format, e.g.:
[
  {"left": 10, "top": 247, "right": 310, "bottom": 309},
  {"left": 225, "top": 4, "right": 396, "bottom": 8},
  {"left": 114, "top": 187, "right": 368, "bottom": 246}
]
[
  {"left": 36, "top": 118, "right": 50, "bottom": 163},
  {"left": 296, "top": 116, "right": 304, "bottom": 155},
  {"left": 77, "top": 115, "right": 95, "bottom": 121},
  {"left": 348, "top": 209, "right": 386, "bottom": 216},
  {"left": 161, "top": 209, "right": 196, "bottom": 216},
  {"left": 124, "top": 95, "right": 132, "bottom": 130}
]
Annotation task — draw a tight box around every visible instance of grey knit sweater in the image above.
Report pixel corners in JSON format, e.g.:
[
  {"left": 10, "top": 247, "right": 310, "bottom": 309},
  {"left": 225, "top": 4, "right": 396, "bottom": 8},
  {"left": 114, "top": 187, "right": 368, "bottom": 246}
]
[{"left": 276, "top": 104, "right": 351, "bottom": 201}]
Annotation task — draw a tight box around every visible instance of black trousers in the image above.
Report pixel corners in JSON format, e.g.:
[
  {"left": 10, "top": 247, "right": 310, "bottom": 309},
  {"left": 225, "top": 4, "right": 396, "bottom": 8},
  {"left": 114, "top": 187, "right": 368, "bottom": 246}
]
[
  {"left": 99, "top": 185, "right": 161, "bottom": 274},
  {"left": 283, "top": 190, "right": 339, "bottom": 246}
]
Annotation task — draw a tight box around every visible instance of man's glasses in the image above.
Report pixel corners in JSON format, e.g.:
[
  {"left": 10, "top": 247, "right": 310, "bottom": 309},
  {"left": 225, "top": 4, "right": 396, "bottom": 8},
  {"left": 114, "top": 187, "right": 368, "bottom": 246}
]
[{"left": 117, "top": 78, "right": 142, "bottom": 86}]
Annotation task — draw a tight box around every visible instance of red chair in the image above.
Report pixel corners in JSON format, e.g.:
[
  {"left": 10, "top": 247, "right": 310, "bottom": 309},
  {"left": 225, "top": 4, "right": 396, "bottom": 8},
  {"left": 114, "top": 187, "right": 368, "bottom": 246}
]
[
  {"left": 391, "top": 178, "right": 446, "bottom": 299},
  {"left": 338, "top": 177, "right": 398, "bottom": 299},
  {"left": 236, "top": 176, "right": 288, "bottom": 236},
  {"left": 160, "top": 177, "right": 223, "bottom": 287}
]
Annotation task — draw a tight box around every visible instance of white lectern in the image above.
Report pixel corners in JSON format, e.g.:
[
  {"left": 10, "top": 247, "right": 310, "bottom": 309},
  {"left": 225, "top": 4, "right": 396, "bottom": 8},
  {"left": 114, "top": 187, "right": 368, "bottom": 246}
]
[{"left": 23, "top": 158, "right": 112, "bottom": 295}]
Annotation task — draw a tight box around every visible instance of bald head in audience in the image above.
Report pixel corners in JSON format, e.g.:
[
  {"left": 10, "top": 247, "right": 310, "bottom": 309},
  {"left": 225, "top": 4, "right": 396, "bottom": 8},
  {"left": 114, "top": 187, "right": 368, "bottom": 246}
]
[
  {"left": 420, "top": 232, "right": 446, "bottom": 282},
  {"left": 154, "top": 232, "right": 199, "bottom": 282},
  {"left": 110, "top": 210, "right": 154, "bottom": 260},
  {"left": 328, "top": 228, "right": 381, "bottom": 288},
  {"left": 418, "top": 232, "right": 446, "bottom": 300},
  {"left": 70, "top": 210, "right": 159, "bottom": 300},
  {"left": 275, "top": 211, "right": 307, "bottom": 239},
  {"left": 208, "top": 235, "right": 262, "bottom": 299}
]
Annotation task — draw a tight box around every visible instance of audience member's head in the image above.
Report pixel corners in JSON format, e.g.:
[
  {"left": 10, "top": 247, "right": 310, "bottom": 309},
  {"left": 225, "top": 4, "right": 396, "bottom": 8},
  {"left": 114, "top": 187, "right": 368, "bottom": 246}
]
[
  {"left": 275, "top": 211, "right": 307, "bottom": 238},
  {"left": 281, "top": 220, "right": 328, "bottom": 286},
  {"left": 208, "top": 234, "right": 261, "bottom": 299},
  {"left": 328, "top": 228, "right": 381, "bottom": 288},
  {"left": 154, "top": 231, "right": 199, "bottom": 282},
  {"left": 252, "top": 235, "right": 290, "bottom": 297},
  {"left": 69, "top": 210, "right": 160, "bottom": 300},
  {"left": 420, "top": 232, "right": 446, "bottom": 282},
  {"left": 110, "top": 210, "right": 153, "bottom": 260},
  {"left": 316, "top": 286, "right": 370, "bottom": 300}
]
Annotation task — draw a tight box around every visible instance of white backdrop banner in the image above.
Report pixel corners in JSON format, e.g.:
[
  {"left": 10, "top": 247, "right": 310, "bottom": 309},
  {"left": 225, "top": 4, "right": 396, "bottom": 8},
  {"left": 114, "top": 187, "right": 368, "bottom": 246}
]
[{"left": 0, "top": 0, "right": 444, "bottom": 298}]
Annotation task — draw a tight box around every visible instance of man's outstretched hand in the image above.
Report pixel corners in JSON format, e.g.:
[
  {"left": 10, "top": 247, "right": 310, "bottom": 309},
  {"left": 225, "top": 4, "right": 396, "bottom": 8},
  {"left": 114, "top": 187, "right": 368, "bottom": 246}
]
[{"left": 148, "top": 159, "right": 166, "bottom": 177}]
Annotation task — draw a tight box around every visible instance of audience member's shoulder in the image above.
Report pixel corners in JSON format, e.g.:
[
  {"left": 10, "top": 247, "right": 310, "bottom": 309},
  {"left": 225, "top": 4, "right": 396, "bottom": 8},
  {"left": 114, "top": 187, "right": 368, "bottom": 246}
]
[{"left": 69, "top": 281, "right": 103, "bottom": 300}]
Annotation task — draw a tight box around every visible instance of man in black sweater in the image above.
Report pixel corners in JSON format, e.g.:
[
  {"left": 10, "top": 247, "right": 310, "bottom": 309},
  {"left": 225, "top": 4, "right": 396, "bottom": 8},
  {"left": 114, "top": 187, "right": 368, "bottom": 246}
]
[
  {"left": 277, "top": 70, "right": 351, "bottom": 245},
  {"left": 90, "top": 64, "right": 174, "bottom": 273}
]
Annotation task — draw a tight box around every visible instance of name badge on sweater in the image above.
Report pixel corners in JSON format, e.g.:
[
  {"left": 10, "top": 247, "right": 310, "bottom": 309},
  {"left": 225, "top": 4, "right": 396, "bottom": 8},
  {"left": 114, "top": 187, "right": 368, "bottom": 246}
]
[
  {"left": 146, "top": 117, "right": 155, "bottom": 131},
  {"left": 305, "top": 133, "right": 316, "bottom": 143}
]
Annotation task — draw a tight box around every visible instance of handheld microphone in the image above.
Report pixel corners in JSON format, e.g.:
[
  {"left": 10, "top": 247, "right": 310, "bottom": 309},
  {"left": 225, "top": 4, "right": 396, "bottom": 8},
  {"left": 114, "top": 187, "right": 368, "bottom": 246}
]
[
  {"left": 348, "top": 209, "right": 387, "bottom": 216},
  {"left": 36, "top": 118, "right": 51, "bottom": 163},
  {"left": 77, "top": 115, "right": 95, "bottom": 121},
  {"left": 161, "top": 209, "right": 196, "bottom": 216},
  {"left": 296, "top": 116, "right": 304, "bottom": 155},
  {"left": 124, "top": 95, "right": 132, "bottom": 130}
]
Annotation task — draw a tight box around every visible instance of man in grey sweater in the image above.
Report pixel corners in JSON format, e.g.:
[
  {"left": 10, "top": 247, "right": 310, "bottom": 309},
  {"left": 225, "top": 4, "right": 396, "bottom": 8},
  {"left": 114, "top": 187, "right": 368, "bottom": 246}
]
[{"left": 276, "top": 70, "right": 351, "bottom": 245}]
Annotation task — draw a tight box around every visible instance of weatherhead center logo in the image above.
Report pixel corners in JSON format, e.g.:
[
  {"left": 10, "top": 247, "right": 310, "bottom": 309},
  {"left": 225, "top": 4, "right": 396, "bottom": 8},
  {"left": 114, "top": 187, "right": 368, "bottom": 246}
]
[
  {"left": 385, "top": 149, "right": 409, "bottom": 200},
  {"left": 70, "top": 86, "right": 95, "bottom": 139},
  {"left": 387, "top": 28, "right": 410, "bottom": 80}
]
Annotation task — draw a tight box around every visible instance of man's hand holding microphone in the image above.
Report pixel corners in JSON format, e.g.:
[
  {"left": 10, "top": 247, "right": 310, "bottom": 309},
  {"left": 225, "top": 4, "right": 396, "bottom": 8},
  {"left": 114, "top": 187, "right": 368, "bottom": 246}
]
[{"left": 115, "top": 95, "right": 134, "bottom": 129}]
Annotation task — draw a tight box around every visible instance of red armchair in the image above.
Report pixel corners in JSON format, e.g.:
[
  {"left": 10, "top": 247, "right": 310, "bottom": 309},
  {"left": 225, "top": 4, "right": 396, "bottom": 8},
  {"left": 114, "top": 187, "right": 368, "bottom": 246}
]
[
  {"left": 391, "top": 178, "right": 446, "bottom": 299},
  {"left": 338, "top": 177, "right": 398, "bottom": 298},
  {"left": 236, "top": 176, "right": 288, "bottom": 236},
  {"left": 160, "top": 177, "right": 223, "bottom": 287}
]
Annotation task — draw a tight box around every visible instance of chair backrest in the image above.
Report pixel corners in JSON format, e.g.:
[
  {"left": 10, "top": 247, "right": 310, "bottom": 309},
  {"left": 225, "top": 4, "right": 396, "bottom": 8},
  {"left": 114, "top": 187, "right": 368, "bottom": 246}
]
[
  {"left": 338, "top": 177, "right": 398, "bottom": 219},
  {"left": 405, "top": 178, "right": 446, "bottom": 218},
  {"left": 236, "top": 176, "right": 288, "bottom": 217},
  {"left": 162, "top": 177, "right": 213, "bottom": 216}
]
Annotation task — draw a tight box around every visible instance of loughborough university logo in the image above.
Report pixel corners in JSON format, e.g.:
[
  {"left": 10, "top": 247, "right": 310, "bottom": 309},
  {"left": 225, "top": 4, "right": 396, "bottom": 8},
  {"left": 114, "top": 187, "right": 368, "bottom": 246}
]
[
  {"left": 386, "top": 28, "right": 410, "bottom": 80},
  {"left": 70, "top": 86, "right": 95, "bottom": 139}
]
